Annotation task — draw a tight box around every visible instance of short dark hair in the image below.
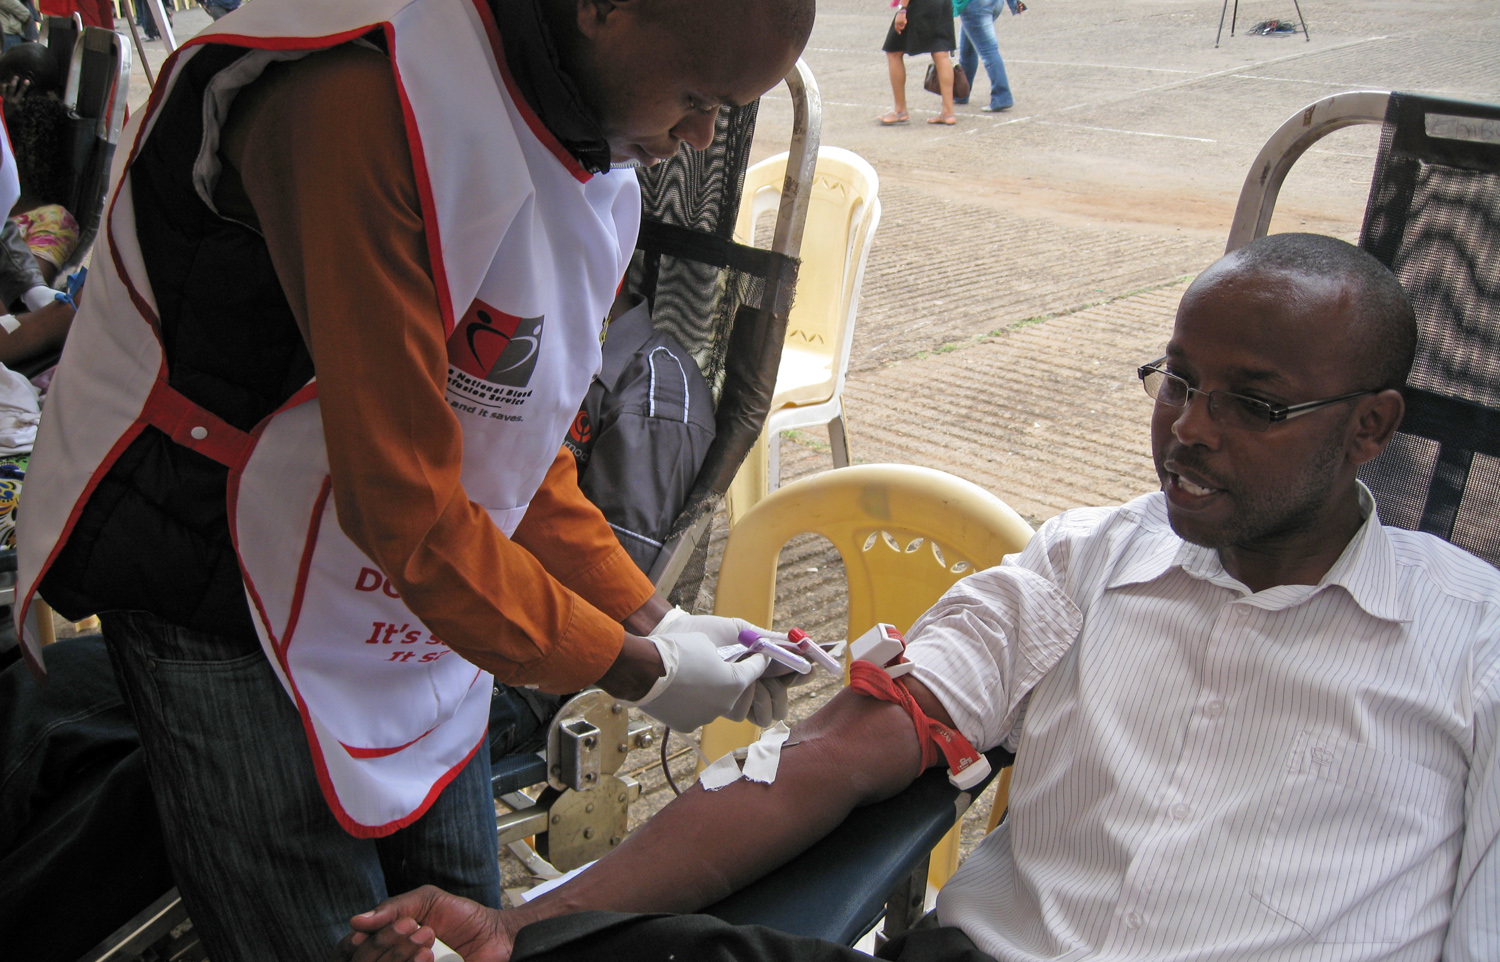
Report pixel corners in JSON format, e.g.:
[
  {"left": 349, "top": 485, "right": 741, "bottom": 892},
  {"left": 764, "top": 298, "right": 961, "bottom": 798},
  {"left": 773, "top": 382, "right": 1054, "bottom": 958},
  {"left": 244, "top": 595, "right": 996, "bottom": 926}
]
[
  {"left": 0, "top": 42, "right": 63, "bottom": 97},
  {"left": 1231, "top": 232, "right": 1418, "bottom": 392},
  {"left": 646, "top": 0, "right": 815, "bottom": 50},
  {"left": 765, "top": 0, "right": 816, "bottom": 47}
]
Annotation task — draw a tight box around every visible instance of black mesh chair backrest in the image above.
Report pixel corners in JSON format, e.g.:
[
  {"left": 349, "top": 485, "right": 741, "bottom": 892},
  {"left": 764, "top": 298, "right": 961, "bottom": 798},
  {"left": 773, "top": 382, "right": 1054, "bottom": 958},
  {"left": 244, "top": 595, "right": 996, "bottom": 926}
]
[
  {"left": 626, "top": 101, "right": 801, "bottom": 598},
  {"left": 43, "top": 15, "right": 80, "bottom": 82},
  {"left": 1358, "top": 93, "right": 1500, "bottom": 566},
  {"left": 54, "top": 26, "right": 128, "bottom": 281}
]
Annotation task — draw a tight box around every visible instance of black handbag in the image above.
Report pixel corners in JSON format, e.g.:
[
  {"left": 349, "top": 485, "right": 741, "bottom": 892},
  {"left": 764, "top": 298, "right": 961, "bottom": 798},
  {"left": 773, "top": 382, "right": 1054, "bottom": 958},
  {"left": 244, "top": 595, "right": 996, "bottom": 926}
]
[{"left": 923, "top": 62, "right": 971, "bottom": 101}]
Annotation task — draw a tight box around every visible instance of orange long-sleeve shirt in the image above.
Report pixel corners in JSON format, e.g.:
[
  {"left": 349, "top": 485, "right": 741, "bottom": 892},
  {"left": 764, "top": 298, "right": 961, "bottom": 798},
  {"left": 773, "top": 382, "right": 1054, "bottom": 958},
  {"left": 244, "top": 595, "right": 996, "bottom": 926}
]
[{"left": 215, "top": 43, "right": 654, "bottom": 691}]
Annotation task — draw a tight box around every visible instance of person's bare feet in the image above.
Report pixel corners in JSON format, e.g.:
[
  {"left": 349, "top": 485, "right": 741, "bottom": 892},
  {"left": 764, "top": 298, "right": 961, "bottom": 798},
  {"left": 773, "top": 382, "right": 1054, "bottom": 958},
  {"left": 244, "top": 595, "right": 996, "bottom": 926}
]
[
  {"left": 927, "top": 114, "right": 957, "bottom": 125},
  {"left": 877, "top": 111, "right": 909, "bottom": 125}
]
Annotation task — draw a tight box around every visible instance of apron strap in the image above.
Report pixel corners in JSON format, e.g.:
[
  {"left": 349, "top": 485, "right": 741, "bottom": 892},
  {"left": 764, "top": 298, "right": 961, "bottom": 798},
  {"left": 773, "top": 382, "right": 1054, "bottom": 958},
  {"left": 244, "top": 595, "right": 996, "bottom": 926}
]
[{"left": 140, "top": 378, "right": 255, "bottom": 469}]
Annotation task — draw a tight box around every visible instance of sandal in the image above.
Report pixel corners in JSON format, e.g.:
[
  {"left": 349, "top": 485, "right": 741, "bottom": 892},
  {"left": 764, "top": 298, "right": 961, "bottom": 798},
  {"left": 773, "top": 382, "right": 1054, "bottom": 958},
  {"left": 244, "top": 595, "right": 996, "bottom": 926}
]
[
  {"left": 927, "top": 115, "right": 957, "bottom": 125},
  {"left": 877, "top": 112, "right": 910, "bottom": 125}
]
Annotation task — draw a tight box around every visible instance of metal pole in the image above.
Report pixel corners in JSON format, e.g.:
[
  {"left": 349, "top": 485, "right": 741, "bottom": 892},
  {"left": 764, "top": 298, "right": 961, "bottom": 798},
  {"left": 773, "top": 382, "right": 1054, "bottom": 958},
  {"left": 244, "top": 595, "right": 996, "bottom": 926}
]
[
  {"left": 1214, "top": 0, "right": 1230, "bottom": 47},
  {"left": 1290, "top": 0, "right": 1310, "bottom": 40},
  {"left": 124, "top": 1, "right": 155, "bottom": 87},
  {"left": 146, "top": 0, "right": 177, "bottom": 53}
]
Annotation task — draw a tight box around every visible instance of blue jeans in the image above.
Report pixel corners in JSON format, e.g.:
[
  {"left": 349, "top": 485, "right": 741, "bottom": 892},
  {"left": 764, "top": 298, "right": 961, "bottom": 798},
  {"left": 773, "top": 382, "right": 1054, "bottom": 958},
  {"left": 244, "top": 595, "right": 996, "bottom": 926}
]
[
  {"left": 958, "top": 0, "right": 1014, "bottom": 110},
  {"left": 101, "top": 611, "right": 502, "bottom": 962}
]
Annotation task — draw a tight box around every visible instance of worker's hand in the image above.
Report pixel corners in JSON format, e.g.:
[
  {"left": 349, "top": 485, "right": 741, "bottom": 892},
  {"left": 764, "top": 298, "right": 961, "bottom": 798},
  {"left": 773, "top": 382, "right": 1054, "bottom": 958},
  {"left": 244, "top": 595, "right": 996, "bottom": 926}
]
[
  {"left": 335, "top": 885, "right": 515, "bottom": 962},
  {"left": 743, "top": 659, "right": 826, "bottom": 727},
  {"left": 645, "top": 607, "right": 798, "bottom": 727},
  {"left": 648, "top": 606, "right": 788, "bottom": 649},
  {"left": 624, "top": 629, "right": 775, "bottom": 731}
]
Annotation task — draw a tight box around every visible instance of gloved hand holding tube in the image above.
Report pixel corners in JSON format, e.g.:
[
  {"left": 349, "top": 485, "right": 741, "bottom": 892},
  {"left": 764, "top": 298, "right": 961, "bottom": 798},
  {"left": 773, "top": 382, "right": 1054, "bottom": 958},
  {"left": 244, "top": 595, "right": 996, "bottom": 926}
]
[{"left": 620, "top": 606, "right": 793, "bottom": 730}]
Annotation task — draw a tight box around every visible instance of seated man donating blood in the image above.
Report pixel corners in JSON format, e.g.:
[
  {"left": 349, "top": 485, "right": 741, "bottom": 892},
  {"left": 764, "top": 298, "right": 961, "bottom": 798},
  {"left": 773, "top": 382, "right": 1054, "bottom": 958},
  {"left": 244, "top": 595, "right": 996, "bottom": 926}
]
[{"left": 341, "top": 233, "right": 1499, "bottom": 962}]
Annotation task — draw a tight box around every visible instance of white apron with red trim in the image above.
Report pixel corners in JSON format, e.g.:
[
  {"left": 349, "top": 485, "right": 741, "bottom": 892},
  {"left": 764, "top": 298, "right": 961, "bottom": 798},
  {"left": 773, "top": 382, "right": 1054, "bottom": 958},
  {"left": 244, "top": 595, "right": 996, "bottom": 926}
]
[{"left": 16, "top": 0, "right": 640, "bottom": 836}]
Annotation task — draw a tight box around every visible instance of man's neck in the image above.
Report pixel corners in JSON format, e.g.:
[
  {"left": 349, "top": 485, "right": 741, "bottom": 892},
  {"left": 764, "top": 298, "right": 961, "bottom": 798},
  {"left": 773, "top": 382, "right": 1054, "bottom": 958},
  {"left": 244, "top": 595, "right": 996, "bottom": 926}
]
[
  {"left": 488, "top": 0, "right": 612, "bottom": 174},
  {"left": 1215, "top": 491, "right": 1366, "bottom": 593}
]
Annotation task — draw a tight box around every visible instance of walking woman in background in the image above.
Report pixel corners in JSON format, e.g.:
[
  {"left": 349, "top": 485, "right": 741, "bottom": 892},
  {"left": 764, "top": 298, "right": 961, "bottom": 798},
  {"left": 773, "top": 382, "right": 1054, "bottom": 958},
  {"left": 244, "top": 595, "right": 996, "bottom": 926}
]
[
  {"left": 956, "top": 0, "right": 1018, "bottom": 112},
  {"left": 878, "top": 0, "right": 957, "bottom": 125}
]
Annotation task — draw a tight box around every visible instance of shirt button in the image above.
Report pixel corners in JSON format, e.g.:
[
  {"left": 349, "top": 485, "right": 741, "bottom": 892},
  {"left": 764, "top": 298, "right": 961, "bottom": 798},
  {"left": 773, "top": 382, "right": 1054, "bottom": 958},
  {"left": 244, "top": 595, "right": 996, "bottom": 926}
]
[
  {"left": 1170, "top": 803, "right": 1192, "bottom": 820},
  {"left": 1205, "top": 699, "right": 1225, "bottom": 717},
  {"left": 1124, "top": 912, "right": 1142, "bottom": 930},
  {"left": 190, "top": 426, "right": 209, "bottom": 440}
]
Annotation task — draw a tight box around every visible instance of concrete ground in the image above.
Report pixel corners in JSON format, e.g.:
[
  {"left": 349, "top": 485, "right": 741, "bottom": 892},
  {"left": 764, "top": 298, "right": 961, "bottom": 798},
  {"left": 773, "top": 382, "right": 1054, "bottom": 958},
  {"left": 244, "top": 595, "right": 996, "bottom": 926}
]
[{"left": 113, "top": 0, "right": 1500, "bottom": 922}]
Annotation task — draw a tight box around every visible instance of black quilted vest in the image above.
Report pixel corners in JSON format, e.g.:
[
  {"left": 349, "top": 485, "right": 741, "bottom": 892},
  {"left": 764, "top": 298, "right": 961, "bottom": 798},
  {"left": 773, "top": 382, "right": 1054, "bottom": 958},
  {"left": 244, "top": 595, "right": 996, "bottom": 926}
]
[{"left": 40, "top": 44, "right": 315, "bottom": 642}]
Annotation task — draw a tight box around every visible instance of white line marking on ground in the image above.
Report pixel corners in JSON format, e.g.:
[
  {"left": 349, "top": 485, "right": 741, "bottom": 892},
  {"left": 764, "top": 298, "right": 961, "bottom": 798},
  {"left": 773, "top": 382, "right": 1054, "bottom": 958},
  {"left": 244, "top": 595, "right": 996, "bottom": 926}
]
[
  {"left": 1232, "top": 73, "right": 1367, "bottom": 86},
  {"left": 1036, "top": 121, "right": 1216, "bottom": 142},
  {"left": 1008, "top": 59, "right": 1196, "bottom": 73}
]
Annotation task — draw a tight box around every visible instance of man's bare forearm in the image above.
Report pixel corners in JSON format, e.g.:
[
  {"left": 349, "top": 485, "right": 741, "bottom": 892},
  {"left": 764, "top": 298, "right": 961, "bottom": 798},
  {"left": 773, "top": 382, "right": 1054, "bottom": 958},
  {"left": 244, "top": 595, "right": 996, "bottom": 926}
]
[
  {"left": 339, "top": 684, "right": 952, "bottom": 961},
  {"left": 515, "top": 688, "right": 926, "bottom": 924}
]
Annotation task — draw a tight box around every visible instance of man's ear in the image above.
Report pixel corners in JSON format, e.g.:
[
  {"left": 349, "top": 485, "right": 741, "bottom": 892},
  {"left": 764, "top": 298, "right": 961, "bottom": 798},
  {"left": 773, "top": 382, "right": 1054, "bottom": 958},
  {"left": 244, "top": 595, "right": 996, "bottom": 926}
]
[
  {"left": 1347, "top": 388, "right": 1405, "bottom": 467},
  {"left": 575, "top": 0, "right": 632, "bottom": 38}
]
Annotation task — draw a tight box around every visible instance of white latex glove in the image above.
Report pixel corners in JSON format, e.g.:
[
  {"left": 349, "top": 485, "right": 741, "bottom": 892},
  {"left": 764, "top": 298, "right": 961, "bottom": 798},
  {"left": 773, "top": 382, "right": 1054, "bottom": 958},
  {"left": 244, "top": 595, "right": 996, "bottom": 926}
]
[
  {"left": 623, "top": 629, "right": 774, "bottom": 731},
  {"left": 744, "top": 656, "right": 827, "bottom": 727},
  {"left": 651, "top": 607, "right": 797, "bottom": 727},
  {"left": 650, "top": 606, "right": 789, "bottom": 648}
]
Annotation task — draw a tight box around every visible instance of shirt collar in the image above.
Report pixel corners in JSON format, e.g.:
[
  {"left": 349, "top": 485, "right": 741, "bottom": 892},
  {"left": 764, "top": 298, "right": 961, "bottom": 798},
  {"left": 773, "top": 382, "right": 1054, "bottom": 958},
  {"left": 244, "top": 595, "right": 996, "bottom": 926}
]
[
  {"left": 598, "top": 297, "right": 655, "bottom": 389},
  {"left": 1106, "top": 486, "right": 1410, "bottom": 623},
  {"left": 488, "top": 0, "right": 613, "bottom": 175}
]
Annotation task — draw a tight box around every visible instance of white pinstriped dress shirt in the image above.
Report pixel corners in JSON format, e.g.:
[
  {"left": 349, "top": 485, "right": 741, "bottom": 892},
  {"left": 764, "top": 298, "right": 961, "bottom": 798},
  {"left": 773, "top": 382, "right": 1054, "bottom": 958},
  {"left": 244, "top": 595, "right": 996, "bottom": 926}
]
[{"left": 905, "top": 488, "right": 1499, "bottom": 961}]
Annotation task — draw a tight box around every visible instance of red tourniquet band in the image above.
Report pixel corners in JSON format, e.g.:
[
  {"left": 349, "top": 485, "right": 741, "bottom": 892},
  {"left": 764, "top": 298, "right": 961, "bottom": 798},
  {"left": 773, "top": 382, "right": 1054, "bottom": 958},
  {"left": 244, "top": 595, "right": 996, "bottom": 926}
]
[{"left": 848, "top": 659, "right": 985, "bottom": 780}]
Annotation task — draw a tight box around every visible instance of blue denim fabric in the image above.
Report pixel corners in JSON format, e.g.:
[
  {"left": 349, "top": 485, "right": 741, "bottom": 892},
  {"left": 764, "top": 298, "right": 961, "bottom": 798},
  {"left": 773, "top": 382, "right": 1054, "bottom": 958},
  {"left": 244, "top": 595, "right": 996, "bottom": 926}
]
[
  {"left": 957, "top": 0, "right": 1014, "bottom": 110},
  {"left": 101, "top": 611, "right": 501, "bottom": 962},
  {"left": 199, "top": 0, "right": 240, "bottom": 20}
]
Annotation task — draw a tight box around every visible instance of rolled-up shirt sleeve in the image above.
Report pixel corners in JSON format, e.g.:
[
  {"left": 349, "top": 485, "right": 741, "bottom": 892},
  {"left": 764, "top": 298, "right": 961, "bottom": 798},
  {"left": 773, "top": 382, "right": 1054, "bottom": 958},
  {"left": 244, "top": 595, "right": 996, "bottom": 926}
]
[
  {"left": 221, "top": 45, "right": 631, "bottom": 692},
  {"left": 905, "top": 531, "right": 1083, "bottom": 753}
]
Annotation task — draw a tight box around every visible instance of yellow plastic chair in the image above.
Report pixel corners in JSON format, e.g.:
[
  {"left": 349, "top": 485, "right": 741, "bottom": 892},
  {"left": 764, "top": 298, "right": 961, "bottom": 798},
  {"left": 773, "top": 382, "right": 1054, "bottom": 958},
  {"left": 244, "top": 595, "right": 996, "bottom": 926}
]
[
  {"left": 727, "top": 147, "right": 881, "bottom": 512},
  {"left": 705, "top": 463, "right": 1033, "bottom": 888}
]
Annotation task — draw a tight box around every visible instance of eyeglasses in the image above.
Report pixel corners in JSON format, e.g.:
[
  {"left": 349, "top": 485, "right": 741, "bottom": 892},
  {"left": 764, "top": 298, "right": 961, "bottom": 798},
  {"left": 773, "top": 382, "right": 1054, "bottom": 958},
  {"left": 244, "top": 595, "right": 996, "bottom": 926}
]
[{"left": 1137, "top": 357, "right": 1377, "bottom": 432}]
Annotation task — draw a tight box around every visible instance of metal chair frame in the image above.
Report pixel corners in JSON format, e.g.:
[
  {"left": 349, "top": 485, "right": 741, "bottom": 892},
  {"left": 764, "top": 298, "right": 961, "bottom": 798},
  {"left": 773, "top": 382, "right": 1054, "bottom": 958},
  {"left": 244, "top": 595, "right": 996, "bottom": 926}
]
[
  {"left": 646, "top": 60, "right": 823, "bottom": 592},
  {"left": 1226, "top": 90, "right": 1390, "bottom": 253}
]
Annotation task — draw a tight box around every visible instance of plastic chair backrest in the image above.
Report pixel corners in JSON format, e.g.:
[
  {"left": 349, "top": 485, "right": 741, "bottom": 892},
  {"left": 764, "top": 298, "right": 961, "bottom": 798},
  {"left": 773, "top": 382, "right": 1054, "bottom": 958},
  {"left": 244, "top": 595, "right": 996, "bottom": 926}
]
[
  {"left": 712, "top": 463, "right": 1033, "bottom": 639},
  {"left": 733, "top": 147, "right": 879, "bottom": 410},
  {"left": 709, "top": 463, "right": 1032, "bottom": 888}
]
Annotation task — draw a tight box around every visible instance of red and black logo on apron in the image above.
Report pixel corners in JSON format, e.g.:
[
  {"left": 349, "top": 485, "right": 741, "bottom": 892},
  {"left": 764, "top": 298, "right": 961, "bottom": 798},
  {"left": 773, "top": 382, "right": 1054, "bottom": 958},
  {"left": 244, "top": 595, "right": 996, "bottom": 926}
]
[{"left": 447, "top": 299, "right": 545, "bottom": 387}]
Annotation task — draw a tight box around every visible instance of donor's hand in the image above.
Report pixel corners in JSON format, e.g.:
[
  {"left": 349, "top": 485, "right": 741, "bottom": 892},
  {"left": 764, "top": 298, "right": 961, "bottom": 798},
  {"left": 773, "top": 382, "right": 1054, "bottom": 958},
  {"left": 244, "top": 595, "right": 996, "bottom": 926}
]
[{"left": 334, "top": 886, "right": 516, "bottom": 962}]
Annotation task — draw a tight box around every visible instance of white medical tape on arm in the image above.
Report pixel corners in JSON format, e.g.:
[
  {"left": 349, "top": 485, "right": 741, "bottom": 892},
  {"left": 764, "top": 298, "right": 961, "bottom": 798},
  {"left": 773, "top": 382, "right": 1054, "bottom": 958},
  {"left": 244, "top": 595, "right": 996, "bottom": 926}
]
[
  {"left": 698, "top": 750, "right": 743, "bottom": 791},
  {"left": 742, "top": 721, "right": 792, "bottom": 784}
]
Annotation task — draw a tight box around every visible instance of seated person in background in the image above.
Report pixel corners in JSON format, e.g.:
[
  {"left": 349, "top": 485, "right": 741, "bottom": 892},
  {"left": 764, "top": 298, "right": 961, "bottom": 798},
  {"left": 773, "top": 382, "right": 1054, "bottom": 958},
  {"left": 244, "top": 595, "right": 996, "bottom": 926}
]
[
  {"left": 0, "top": 42, "right": 76, "bottom": 370},
  {"left": 0, "top": 0, "right": 30, "bottom": 53},
  {"left": 1, "top": 41, "right": 78, "bottom": 285},
  {"left": 0, "top": 205, "right": 70, "bottom": 371},
  {"left": 341, "top": 233, "right": 1499, "bottom": 962}
]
